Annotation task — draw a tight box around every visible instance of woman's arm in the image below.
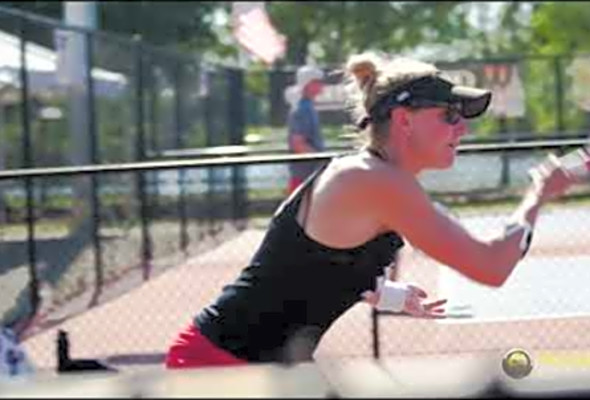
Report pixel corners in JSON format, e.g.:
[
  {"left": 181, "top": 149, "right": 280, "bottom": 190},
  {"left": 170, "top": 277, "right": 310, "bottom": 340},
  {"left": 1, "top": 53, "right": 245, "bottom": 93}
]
[{"left": 373, "top": 155, "right": 573, "bottom": 287}]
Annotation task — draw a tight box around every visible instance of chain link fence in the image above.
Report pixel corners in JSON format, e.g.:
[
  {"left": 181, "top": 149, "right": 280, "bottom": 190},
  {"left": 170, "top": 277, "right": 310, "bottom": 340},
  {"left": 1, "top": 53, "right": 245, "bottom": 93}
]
[
  {"left": 2, "top": 4, "right": 590, "bottom": 374},
  {"left": 1, "top": 142, "right": 588, "bottom": 372}
]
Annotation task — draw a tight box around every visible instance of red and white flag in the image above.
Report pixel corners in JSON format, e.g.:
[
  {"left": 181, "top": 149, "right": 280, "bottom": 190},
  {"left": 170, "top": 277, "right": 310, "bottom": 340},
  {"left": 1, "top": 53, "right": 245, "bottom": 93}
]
[{"left": 231, "top": 2, "right": 287, "bottom": 65}]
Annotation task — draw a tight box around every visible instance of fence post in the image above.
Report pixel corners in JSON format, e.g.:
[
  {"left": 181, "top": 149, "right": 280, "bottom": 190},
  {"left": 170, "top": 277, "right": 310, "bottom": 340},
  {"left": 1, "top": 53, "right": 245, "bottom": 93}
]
[
  {"left": 18, "top": 15, "right": 40, "bottom": 332},
  {"left": 146, "top": 58, "right": 160, "bottom": 208},
  {"left": 174, "top": 61, "right": 189, "bottom": 254},
  {"left": 372, "top": 309, "right": 380, "bottom": 359},
  {"left": 134, "top": 36, "right": 153, "bottom": 281},
  {"left": 269, "top": 67, "right": 290, "bottom": 127},
  {"left": 499, "top": 117, "right": 511, "bottom": 188},
  {"left": 554, "top": 56, "right": 565, "bottom": 133},
  {"left": 227, "top": 67, "right": 248, "bottom": 225},
  {"left": 84, "top": 31, "right": 104, "bottom": 307},
  {"left": 203, "top": 67, "right": 217, "bottom": 236}
]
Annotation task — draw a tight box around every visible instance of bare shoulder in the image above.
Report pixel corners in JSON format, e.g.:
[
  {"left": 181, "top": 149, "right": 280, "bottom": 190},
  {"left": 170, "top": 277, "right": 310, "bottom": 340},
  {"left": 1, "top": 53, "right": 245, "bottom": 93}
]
[
  {"left": 317, "top": 153, "right": 424, "bottom": 207},
  {"left": 316, "top": 154, "right": 374, "bottom": 190},
  {"left": 326, "top": 154, "right": 419, "bottom": 192},
  {"left": 305, "top": 153, "right": 433, "bottom": 238}
]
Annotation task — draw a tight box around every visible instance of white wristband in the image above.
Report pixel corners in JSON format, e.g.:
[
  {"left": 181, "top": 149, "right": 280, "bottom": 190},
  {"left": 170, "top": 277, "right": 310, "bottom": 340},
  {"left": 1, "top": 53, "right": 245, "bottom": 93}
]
[
  {"left": 375, "top": 280, "right": 411, "bottom": 312},
  {"left": 504, "top": 220, "right": 534, "bottom": 257}
]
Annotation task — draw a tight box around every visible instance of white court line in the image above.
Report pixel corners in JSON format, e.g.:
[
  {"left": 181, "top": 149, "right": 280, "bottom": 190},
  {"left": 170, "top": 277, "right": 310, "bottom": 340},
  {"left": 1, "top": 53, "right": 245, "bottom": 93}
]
[{"left": 438, "top": 311, "right": 590, "bottom": 325}]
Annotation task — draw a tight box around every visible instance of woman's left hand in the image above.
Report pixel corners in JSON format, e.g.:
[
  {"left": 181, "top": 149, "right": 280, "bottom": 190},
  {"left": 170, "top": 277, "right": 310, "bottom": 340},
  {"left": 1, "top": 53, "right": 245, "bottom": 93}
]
[
  {"left": 362, "top": 283, "right": 448, "bottom": 319},
  {"left": 403, "top": 284, "right": 448, "bottom": 319}
]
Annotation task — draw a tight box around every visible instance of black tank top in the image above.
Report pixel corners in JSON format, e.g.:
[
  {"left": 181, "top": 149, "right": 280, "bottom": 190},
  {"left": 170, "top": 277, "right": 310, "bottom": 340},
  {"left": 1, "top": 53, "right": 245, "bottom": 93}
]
[{"left": 195, "top": 159, "right": 405, "bottom": 363}]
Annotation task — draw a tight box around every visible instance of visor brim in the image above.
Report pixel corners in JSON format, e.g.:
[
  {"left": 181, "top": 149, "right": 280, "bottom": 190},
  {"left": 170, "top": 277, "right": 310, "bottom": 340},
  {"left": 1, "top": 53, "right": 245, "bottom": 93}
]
[{"left": 451, "top": 85, "right": 492, "bottom": 119}]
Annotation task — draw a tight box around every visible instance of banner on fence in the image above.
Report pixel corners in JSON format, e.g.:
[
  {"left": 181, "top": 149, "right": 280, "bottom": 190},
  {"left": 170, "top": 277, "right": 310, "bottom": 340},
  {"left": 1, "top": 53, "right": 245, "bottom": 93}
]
[{"left": 567, "top": 56, "right": 590, "bottom": 112}]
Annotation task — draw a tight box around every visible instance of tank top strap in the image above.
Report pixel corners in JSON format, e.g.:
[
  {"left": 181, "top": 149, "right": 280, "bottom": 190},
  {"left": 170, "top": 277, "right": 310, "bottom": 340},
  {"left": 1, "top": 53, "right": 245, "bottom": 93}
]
[
  {"left": 276, "top": 151, "right": 357, "bottom": 221},
  {"left": 288, "top": 161, "right": 330, "bottom": 216}
]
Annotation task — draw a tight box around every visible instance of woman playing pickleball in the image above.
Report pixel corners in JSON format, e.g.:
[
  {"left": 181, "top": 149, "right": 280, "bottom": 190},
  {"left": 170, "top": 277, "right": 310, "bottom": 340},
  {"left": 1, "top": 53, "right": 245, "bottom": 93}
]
[{"left": 165, "top": 53, "right": 575, "bottom": 368}]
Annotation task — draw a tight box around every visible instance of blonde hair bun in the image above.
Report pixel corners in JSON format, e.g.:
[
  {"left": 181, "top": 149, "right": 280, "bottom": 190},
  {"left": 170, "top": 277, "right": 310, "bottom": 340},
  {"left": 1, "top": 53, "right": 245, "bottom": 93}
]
[{"left": 346, "top": 53, "right": 381, "bottom": 89}]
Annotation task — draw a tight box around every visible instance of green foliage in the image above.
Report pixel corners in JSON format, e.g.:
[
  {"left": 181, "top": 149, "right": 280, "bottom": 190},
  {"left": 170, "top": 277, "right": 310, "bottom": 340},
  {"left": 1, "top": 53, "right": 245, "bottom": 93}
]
[
  {"left": 6, "top": 1, "right": 590, "bottom": 68},
  {"left": 464, "top": 3, "right": 532, "bottom": 58},
  {"left": 245, "top": 68, "right": 269, "bottom": 97},
  {"left": 99, "top": 2, "right": 221, "bottom": 51},
  {"left": 2, "top": 1, "right": 590, "bottom": 151},
  {"left": 184, "top": 124, "right": 208, "bottom": 148},
  {"left": 96, "top": 97, "right": 136, "bottom": 162},
  {"left": 1, "top": 2, "right": 224, "bottom": 55},
  {"left": 467, "top": 115, "right": 498, "bottom": 139},
  {"left": 267, "top": 1, "right": 472, "bottom": 65},
  {"left": 2, "top": 120, "right": 23, "bottom": 169},
  {"left": 523, "top": 58, "right": 558, "bottom": 134},
  {"left": 530, "top": 2, "right": 590, "bottom": 55}
]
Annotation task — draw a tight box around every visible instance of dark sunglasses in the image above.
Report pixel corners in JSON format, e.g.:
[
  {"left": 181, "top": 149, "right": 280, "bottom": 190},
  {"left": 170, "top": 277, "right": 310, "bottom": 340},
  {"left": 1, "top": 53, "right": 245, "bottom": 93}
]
[{"left": 408, "top": 101, "right": 463, "bottom": 126}]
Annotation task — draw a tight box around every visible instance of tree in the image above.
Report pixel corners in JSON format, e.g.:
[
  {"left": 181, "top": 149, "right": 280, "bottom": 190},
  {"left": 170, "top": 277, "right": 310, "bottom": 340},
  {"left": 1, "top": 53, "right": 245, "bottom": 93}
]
[
  {"left": 99, "top": 1, "right": 221, "bottom": 52},
  {"left": 267, "top": 1, "right": 473, "bottom": 66},
  {"left": 529, "top": 2, "right": 590, "bottom": 55},
  {"left": 525, "top": 2, "right": 590, "bottom": 133},
  {"left": 460, "top": 2, "right": 533, "bottom": 59},
  {"left": 0, "top": 2, "right": 223, "bottom": 55}
]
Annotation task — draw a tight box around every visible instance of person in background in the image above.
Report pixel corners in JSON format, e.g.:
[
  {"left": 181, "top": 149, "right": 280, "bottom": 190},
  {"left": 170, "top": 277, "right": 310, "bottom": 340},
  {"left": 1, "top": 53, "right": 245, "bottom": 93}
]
[{"left": 285, "top": 65, "right": 327, "bottom": 194}]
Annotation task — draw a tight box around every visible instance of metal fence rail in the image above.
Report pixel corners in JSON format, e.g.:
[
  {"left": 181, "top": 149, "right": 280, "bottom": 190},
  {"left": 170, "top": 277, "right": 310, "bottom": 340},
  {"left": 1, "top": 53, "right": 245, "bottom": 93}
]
[{"left": 1, "top": 138, "right": 588, "bottom": 181}]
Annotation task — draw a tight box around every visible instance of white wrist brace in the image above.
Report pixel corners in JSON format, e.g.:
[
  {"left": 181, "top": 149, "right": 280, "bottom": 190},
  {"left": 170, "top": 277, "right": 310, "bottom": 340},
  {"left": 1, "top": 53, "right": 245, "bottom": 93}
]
[
  {"left": 504, "top": 220, "right": 534, "bottom": 258},
  {"left": 375, "top": 279, "right": 411, "bottom": 312}
]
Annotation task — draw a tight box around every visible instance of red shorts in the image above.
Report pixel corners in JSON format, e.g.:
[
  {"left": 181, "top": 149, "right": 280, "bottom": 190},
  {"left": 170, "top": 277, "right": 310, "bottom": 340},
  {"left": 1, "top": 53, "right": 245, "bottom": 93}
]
[
  {"left": 287, "top": 177, "right": 304, "bottom": 195},
  {"left": 165, "top": 323, "right": 248, "bottom": 369}
]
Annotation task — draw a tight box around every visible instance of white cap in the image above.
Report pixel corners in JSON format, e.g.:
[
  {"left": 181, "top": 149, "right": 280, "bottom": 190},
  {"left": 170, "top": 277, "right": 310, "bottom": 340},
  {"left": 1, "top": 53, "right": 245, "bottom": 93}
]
[
  {"left": 284, "top": 65, "right": 325, "bottom": 107},
  {"left": 295, "top": 65, "right": 324, "bottom": 88}
]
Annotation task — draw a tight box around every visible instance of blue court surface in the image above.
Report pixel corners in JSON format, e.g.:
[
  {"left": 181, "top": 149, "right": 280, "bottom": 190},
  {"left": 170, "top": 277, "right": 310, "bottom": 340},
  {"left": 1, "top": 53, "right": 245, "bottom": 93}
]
[
  {"left": 439, "top": 255, "right": 590, "bottom": 323},
  {"left": 436, "top": 206, "right": 590, "bottom": 323}
]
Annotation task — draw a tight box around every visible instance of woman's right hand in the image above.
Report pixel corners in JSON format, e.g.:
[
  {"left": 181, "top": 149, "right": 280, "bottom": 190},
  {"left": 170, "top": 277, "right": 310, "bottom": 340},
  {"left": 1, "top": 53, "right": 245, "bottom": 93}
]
[{"left": 528, "top": 153, "right": 576, "bottom": 204}]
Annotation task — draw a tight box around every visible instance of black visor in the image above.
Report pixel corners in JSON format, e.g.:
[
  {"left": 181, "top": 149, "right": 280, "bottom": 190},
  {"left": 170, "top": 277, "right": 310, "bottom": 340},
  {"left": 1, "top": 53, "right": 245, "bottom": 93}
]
[{"left": 368, "top": 75, "right": 492, "bottom": 123}]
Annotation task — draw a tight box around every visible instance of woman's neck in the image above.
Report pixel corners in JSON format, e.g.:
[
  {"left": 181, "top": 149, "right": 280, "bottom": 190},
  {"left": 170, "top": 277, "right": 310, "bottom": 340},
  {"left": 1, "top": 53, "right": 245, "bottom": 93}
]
[{"left": 366, "top": 145, "right": 422, "bottom": 176}]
